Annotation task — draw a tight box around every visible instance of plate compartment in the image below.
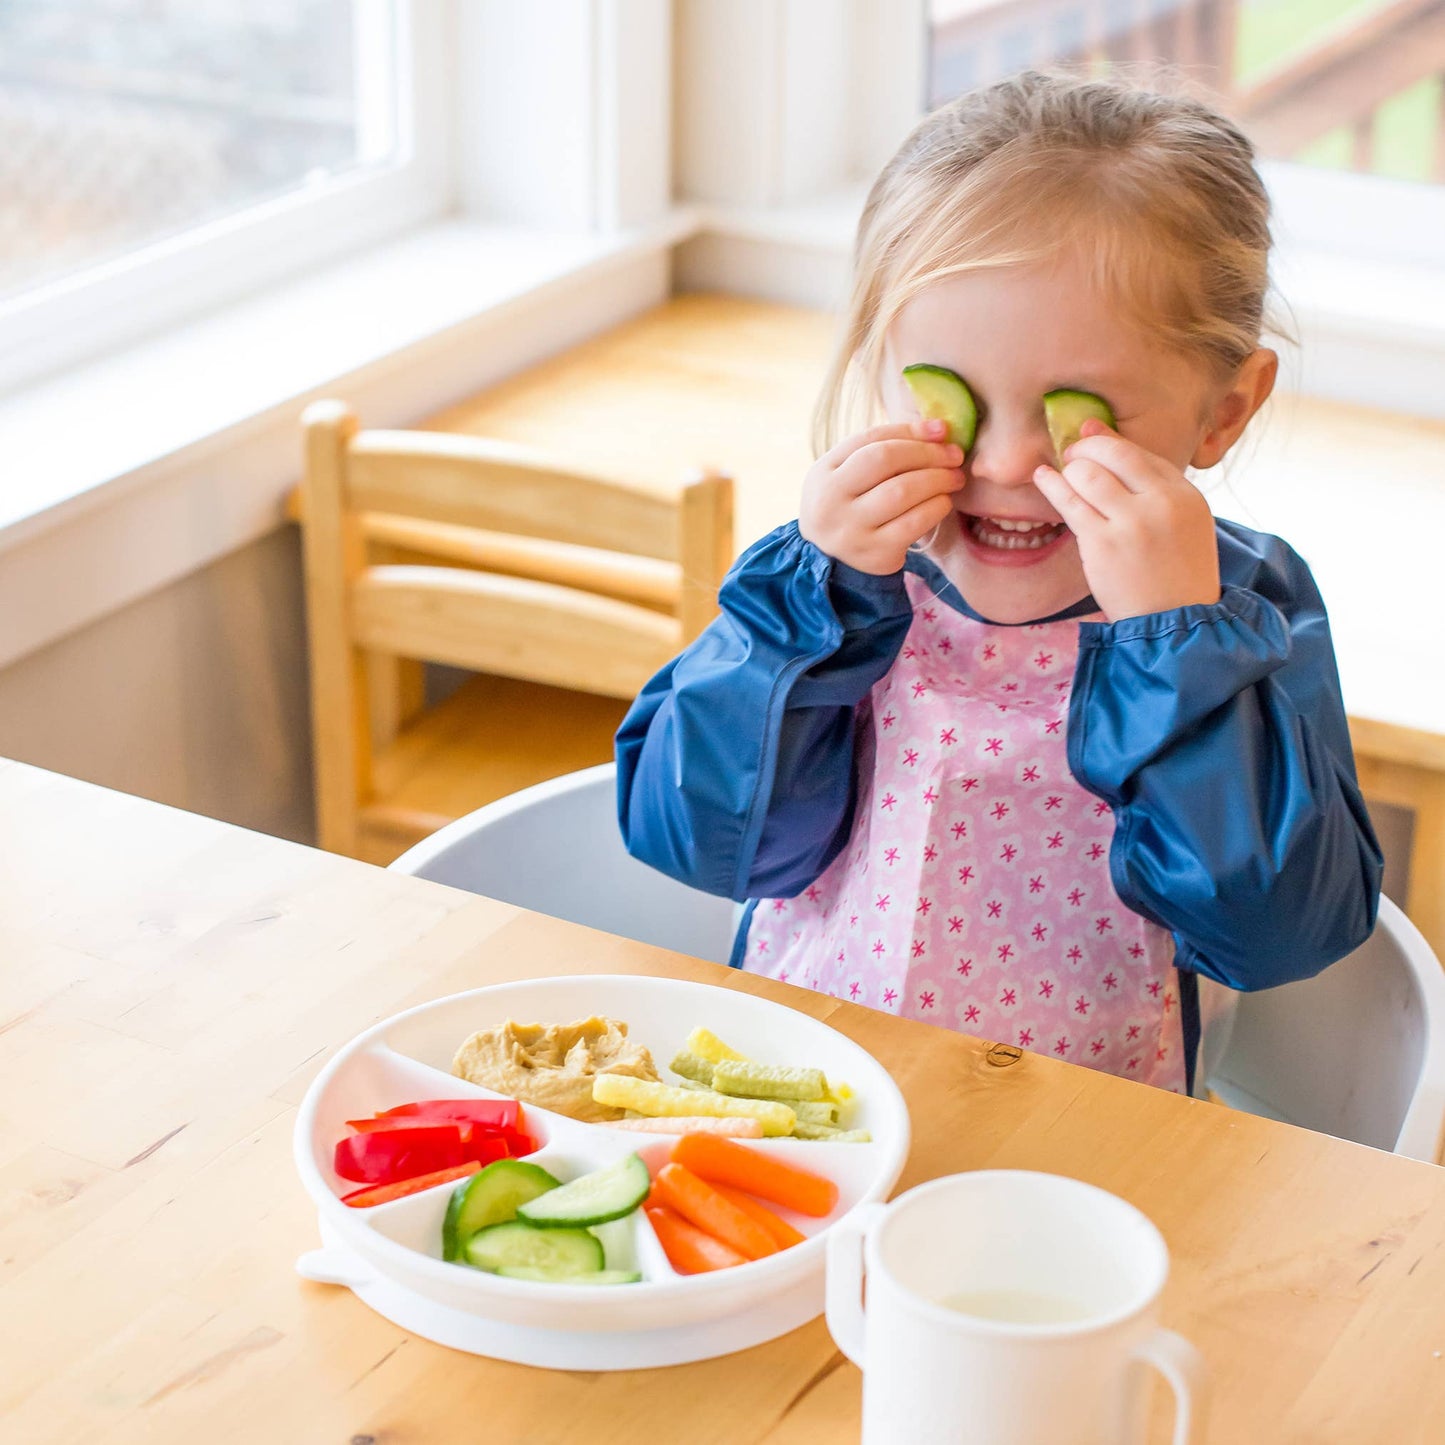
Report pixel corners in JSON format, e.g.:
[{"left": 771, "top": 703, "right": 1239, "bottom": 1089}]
[{"left": 295, "top": 974, "right": 911, "bottom": 1367}]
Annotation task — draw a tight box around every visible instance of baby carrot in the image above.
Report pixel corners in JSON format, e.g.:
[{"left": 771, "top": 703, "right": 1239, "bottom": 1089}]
[
  {"left": 652, "top": 1163, "right": 779, "bottom": 1261},
  {"left": 712, "top": 1183, "right": 807, "bottom": 1249},
  {"left": 646, "top": 1205, "right": 747, "bottom": 1274},
  {"left": 670, "top": 1132, "right": 839, "bottom": 1217}
]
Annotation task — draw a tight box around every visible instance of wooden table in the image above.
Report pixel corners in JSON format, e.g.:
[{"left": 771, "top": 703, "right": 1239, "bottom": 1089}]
[{"left": 4, "top": 757, "right": 1445, "bottom": 1443}]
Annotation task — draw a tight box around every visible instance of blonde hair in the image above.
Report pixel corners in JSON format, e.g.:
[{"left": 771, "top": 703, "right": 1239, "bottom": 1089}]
[{"left": 816, "top": 69, "right": 1278, "bottom": 454}]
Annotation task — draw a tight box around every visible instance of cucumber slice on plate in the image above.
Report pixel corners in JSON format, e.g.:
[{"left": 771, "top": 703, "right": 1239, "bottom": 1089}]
[
  {"left": 516, "top": 1152, "right": 651, "bottom": 1230},
  {"left": 442, "top": 1158, "right": 561, "bottom": 1261},
  {"left": 902, "top": 364, "right": 978, "bottom": 450},
  {"left": 496, "top": 1266, "right": 644, "bottom": 1285},
  {"left": 464, "top": 1221, "right": 605, "bottom": 1278},
  {"left": 1043, "top": 389, "right": 1115, "bottom": 460}
]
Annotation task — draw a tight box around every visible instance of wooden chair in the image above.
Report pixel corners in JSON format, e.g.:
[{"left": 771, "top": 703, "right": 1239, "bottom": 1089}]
[
  {"left": 298, "top": 400, "right": 733, "bottom": 864},
  {"left": 1348, "top": 716, "right": 1445, "bottom": 964}
]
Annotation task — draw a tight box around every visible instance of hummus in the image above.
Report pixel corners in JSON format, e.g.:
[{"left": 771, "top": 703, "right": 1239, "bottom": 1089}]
[{"left": 451, "top": 1016, "right": 660, "bottom": 1123}]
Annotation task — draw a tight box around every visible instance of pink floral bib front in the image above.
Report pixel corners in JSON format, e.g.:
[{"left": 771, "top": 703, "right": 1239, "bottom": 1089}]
[{"left": 744, "top": 573, "right": 1187, "bottom": 1093}]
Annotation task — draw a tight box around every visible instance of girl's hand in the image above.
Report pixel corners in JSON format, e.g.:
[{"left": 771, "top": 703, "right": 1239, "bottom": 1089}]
[
  {"left": 1032, "top": 418, "right": 1220, "bottom": 622},
  {"left": 800, "top": 418, "right": 965, "bottom": 575}
]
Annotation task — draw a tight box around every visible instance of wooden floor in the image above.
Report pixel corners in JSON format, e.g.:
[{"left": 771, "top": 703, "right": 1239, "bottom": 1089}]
[
  {"left": 357, "top": 675, "right": 631, "bottom": 866},
  {"left": 425, "top": 293, "right": 833, "bottom": 552},
  {"left": 332, "top": 293, "right": 1445, "bottom": 961}
]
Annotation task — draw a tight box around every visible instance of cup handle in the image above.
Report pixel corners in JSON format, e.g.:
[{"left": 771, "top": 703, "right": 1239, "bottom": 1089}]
[
  {"left": 1131, "top": 1328, "right": 1208, "bottom": 1445},
  {"left": 825, "top": 1201, "right": 885, "bottom": 1368}
]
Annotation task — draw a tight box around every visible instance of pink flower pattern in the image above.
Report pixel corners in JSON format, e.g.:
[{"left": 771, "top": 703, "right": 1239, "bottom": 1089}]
[{"left": 744, "top": 573, "right": 1185, "bottom": 1093}]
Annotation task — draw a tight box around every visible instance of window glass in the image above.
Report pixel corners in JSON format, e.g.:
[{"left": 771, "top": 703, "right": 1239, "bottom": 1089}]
[
  {"left": 0, "top": 0, "right": 402, "bottom": 301},
  {"left": 927, "top": 1, "right": 1443, "bottom": 189}
]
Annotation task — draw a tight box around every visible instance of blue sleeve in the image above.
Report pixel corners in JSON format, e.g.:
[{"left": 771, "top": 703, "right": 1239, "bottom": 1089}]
[
  {"left": 615, "top": 521, "right": 914, "bottom": 900},
  {"left": 1068, "top": 522, "right": 1383, "bottom": 991}
]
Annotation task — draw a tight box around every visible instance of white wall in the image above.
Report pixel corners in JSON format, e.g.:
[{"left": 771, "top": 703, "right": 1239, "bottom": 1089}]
[{"left": 0, "top": 526, "right": 314, "bottom": 843}]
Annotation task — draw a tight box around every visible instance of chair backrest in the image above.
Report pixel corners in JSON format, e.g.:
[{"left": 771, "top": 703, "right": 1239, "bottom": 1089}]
[
  {"left": 389, "top": 763, "right": 739, "bottom": 966},
  {"left": 1207, "top": 895, "right": 1445, "bottom": 1161},
  {"left": 299, "top": 400, "right": 733, "bottom": 855}
]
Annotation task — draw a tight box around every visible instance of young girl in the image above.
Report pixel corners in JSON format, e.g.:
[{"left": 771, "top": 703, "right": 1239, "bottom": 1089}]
[{"left": 616, "top": 70, "right": 1383, "bottom": 1096}]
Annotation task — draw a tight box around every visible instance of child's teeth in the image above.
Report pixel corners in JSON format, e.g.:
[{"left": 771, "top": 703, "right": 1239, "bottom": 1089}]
[{"left": 969, "top": 517, "right": 1064, "bottom": 550}]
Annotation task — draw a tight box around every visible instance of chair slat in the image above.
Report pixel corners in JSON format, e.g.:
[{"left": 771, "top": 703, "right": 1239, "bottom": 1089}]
[
  {"left": 347, "top": 431, "right": 681, "bottom": 561},
  {"left": 299, "top": 400, "right": 732, "bottom": 863},
  {"left": 352, "top": 565, "right": 682, "bottom": 700},
  {"left": 362, "top": 514, "right": 682, "bottom": 612}
]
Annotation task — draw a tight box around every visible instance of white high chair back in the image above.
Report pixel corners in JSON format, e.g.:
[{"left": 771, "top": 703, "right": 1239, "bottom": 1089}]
[
  {"left": 390, "top": 763, "right": 738, "bottom": 966},
  {"left": 1206, "top": 894, "right": 1445, "bottom": 1161}
]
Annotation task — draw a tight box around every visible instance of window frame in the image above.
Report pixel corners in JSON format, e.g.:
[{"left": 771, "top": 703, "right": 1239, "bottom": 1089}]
[
  {"left": 0, "top": 0, "right": 454, "bottom": 397},
  {"left": 899, "top": 1, "right": 1445, "bottom": 270},
  {"left": 0, "top": 0, "right": 683, "bottom": 676}
]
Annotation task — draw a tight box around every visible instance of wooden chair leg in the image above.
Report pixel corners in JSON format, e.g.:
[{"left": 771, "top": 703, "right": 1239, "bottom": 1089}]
[
  {"left": 367, "top": 653, "right": 427, "bottom": 750},
  {"left": 302, "top": 401, "right": 369, "bottom": 858},
  {"left": 1355, "top": 755, "right": 1445, "bottom": 963},
  {"left": 365, "top": 542, "right": 427, "bottom": 750},
  {"left": 1402, "top": 773, "right": 1445, "bottom": 962}
]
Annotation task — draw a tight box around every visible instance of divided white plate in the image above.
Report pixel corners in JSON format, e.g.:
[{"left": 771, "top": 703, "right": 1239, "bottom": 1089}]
[{"left": 294, "top": 974, "right": 911, "bottom": 1369}]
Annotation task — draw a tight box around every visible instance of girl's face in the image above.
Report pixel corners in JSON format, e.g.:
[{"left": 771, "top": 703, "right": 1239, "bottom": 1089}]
[{"left": 883, "top": 255, "right": 1232, "bottom": 624}]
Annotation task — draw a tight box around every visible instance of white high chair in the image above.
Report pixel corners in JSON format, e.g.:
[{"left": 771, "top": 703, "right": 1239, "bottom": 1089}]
[
  {"left": 391, "top": 762, "right": 738, "bottom": 966},
  {"left": 1204, "top": 894, "right": 1445, "bottom": 1161},
  {"left": 391, "top": 765, "right": 1445, "bottom": 1162}
]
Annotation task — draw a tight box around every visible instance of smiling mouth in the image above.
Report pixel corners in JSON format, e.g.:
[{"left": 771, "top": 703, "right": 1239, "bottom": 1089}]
[{"left": 965, "top": 515, "right": 1070, "bottom": 551}]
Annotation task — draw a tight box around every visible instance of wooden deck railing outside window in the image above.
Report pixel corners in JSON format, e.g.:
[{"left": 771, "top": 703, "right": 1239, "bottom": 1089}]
[{"left": 929, "top": 0, "right": 1445, "bottom": 184}]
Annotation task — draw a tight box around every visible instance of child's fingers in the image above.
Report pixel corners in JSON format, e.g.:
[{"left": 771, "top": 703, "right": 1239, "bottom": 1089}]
[
  {"left": 873, "top": 490, "right": 960, "bottom": 552},
  {"left": 1032, "top": 464, "right": 1104, "bottom": 529},
  {"left": 822, "top": 419, "right": 945, "bottom": 470},
  {"left": 854, "top": 466, "right": 965, "bottom": 527},
  {"left": 1063, "top": 430, "right": 1171, "bottom": 494},
  {"left": 1058, "top": 456, "right": 1131, "bottom": 516},
  {"left": 840, "top": 439, "right": 963, "bottom": 498}
]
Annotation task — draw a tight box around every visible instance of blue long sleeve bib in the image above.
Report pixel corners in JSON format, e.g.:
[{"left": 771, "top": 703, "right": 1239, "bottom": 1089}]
[{"left": 616, "top": 518, "right": 1383, "bottom": 998}]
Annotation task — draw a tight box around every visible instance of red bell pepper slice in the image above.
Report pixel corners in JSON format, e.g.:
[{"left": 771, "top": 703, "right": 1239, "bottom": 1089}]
[
  {"left": 346, "top": 1116, "right": 535, "bottom": 1158},
  {"left": 459, "top": 1134, "right": 512, "bottom": 1167},
  {"left": 334, "top": 1124, "right": 515, "bottom": 1184},
  {"left": 334, "top": 1124, "right": 470, "bottom": 1184},
  {"left": 377, "top": 1098, "right": 523, "bottom": 1130},
  {"left": 341, "top": 1161, "right": 481, "bottom": 1208},
  {"left": 346, "top": 1115, "right": 504, "bottom": 1137}
]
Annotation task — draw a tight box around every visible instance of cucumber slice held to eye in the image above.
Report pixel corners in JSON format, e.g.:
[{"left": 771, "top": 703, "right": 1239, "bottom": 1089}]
[
  {"left": 902, "top": 364, "right": 978, "bottom": 451},
  {"left": 1043, "top": 389, "right": 1116, "bottom": 460}
]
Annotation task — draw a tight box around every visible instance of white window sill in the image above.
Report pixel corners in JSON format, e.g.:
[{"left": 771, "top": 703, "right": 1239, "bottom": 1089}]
[
  {"left": 0, "top": 210, "right": 699, "bottom": 670},
  {"left": 0, "top": 212, "right": 700, "bottom": 550}
]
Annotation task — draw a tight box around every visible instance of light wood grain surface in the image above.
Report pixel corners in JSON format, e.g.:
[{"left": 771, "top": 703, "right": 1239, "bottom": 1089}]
[{"left": 3, "top": 756, "right": 1445, "bottom": 1444}]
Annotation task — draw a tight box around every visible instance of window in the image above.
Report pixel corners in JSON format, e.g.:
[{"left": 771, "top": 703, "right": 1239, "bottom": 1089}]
[
  {"left": 0, "top": 0, "right": 406, "bottom": 301},
  {"left": 926, "top": 1, "right": 1444, "bottom": 189},
  {"left": 0, "top": 0, "right": 446, "bottom": 394}
]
